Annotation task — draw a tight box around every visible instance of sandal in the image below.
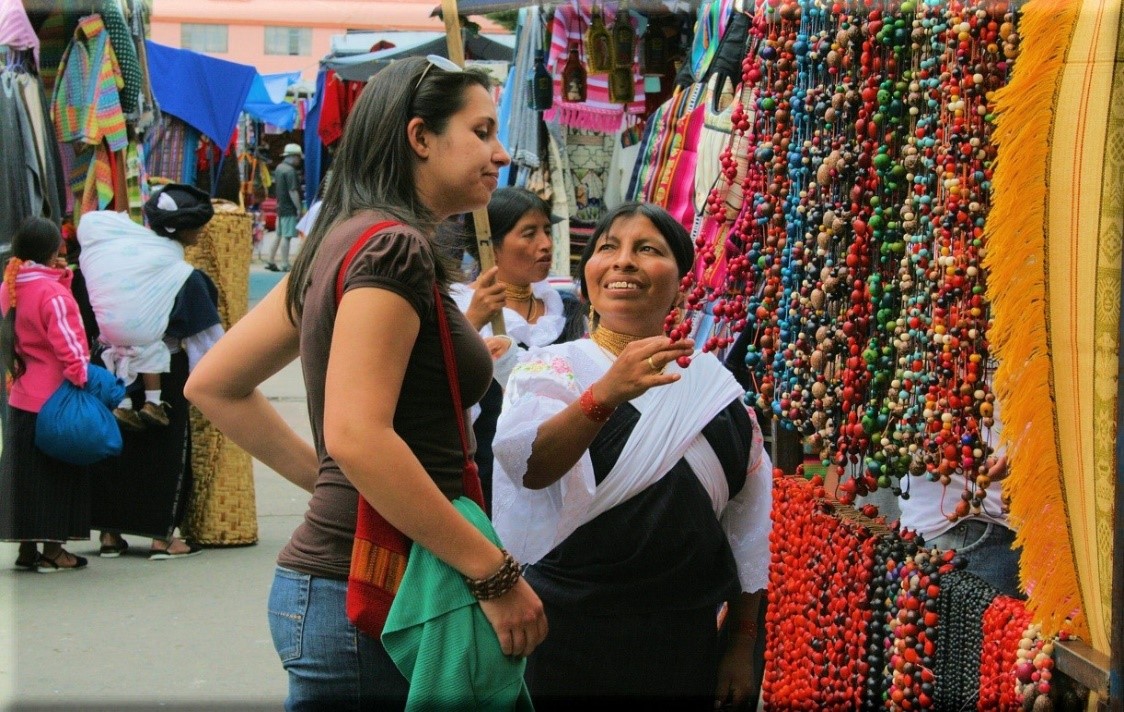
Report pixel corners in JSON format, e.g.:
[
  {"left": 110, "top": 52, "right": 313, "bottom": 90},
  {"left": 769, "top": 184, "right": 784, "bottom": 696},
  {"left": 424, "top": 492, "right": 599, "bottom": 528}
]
[
  {"left": 37, "top": 549, "right": 89, "bottom": 573},
  {"left": 15, "top": 554, "right": 39, "bottom": 571},
  {"left": 99, "top": 536, "right": 129, "bottom": 558},
  {"left": 148, "top": 541, "right": 202, "bottom": 561}
]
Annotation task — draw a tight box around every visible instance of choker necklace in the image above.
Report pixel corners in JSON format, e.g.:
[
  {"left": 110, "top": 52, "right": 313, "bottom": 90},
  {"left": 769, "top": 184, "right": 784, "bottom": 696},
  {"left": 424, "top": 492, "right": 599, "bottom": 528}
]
[
  {"left": 590, "top": 325, "right": 642, "bottom": 357},
  {"left": 505, "top": 284, "right": 533, "bottom": 301}
]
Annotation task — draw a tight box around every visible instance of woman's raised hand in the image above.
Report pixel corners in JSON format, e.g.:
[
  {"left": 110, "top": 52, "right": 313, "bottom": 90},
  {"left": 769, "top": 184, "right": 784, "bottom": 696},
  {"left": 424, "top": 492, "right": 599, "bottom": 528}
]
[
  {"left": 593, "top": 336, "right": 695, "bottom": 408},
  {"left": 466, "top": 266, "right": 507, "bottom": 330},
  {"left": 483, "top": 335, "right": 514, "bottom": 360},
  {"left": 478, "top": 577, "right": 549, "bottom": 658}
]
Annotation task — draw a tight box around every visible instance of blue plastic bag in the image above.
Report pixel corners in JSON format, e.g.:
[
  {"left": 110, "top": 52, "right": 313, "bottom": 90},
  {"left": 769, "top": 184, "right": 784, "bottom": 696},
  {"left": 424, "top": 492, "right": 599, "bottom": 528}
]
[{"left": 35, "top": 364, "right": 126, "bottom": 465}]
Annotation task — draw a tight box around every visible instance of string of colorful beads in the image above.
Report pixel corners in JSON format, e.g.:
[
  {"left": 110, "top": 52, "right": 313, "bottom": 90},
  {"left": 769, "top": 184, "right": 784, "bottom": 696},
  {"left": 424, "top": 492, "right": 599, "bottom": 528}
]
[
  {"left": 862, "top": 522, "right": 922, "bottom": 710},
  {"left": 884, "top": 546, "right": 955, "bottom": 711},
  {"left": 1014, "top": 622, "right": 1057, "bottom": 710}
]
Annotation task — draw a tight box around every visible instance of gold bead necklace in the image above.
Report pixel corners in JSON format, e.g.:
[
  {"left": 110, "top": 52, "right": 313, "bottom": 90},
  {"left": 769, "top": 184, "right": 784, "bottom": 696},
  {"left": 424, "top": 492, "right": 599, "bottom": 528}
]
[
  {"left": 504, "top": 284, "right": 533, "bottom": 302},
  {"left": 590, "top": 324, "right": 642, "bottom": 357}
]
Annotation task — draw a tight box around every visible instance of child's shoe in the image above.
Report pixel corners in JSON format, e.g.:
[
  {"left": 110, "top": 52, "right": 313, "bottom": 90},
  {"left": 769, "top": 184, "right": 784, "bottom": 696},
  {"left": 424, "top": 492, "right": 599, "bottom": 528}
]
[
  {"left": 114, "top": 407, "right": 145, "bottom": 432},
  {"left": 138, "top": 401, "right": 171, "bottom": 427}
]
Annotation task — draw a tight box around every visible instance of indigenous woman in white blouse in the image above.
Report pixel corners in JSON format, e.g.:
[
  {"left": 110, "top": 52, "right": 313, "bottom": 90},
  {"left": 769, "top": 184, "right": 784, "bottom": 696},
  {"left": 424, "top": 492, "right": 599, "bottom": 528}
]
[
  {"left": 452, "top": 187, "right": 585, "bottom": 510},
  {"left": 492, "top": 202, "right": 773, "bottom": 708}
]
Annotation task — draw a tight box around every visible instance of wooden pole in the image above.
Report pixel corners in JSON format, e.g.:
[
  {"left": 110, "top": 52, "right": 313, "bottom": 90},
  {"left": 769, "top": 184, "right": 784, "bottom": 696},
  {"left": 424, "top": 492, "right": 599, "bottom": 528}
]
[{"left": 441, "top": 0, "right": 506, "bottom": 336}]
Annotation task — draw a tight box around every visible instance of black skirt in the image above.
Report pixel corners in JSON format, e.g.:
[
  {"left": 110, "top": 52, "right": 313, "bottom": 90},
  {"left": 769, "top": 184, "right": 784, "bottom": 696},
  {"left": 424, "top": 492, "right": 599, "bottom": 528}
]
[
  {"left": 90, "top": 350, "right": 193, "bottom": 540},
  {"left": 0, "top": 405, "right": 91, "bottom": 542}
]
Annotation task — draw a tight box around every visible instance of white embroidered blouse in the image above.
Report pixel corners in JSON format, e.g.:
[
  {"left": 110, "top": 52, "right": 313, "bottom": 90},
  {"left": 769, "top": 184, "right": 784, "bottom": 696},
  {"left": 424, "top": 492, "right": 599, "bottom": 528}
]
[{"left": 492, "top": 339, "right": 773, "bottom": 594}]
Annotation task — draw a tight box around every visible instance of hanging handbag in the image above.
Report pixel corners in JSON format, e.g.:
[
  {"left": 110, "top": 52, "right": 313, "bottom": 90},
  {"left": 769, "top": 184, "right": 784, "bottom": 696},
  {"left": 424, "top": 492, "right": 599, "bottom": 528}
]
[
  {"left": 35, "top": 363, "right": 126, "bottom": 465},
  {"left": 336, "top": 221, "right": 487, "bottom": 638}
]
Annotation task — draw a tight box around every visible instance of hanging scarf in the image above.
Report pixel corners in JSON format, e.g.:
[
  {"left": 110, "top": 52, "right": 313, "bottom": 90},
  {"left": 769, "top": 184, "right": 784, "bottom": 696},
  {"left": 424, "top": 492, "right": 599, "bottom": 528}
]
[{"left": 507, "top": 6, "right": 544, "bottom": 170}]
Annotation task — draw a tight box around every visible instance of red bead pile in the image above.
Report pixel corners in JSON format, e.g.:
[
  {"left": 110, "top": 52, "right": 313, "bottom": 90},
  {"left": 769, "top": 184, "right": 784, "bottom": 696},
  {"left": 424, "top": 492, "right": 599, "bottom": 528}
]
[{"left": 763, "top": 474, "right": 876, "bottom": 710}]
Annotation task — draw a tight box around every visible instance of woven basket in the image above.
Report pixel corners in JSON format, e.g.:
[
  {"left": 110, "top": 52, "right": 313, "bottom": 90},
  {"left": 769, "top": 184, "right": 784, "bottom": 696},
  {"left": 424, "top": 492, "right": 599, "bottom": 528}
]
[{"left": 181, "top": 201, "right": 258, "bottom": 546}]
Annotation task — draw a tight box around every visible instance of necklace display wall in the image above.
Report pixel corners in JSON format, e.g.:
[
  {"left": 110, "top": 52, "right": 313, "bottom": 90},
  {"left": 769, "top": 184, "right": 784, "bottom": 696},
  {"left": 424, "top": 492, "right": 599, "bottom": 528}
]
[{"left": 679, "top": 0, "right": 1019, "bottom": 513}]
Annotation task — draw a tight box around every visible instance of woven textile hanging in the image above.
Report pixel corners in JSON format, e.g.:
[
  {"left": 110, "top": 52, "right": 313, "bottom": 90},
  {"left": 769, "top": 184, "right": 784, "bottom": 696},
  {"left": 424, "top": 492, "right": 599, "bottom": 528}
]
[{"left": 985, "top": 0, "right": 1121, "bottom": 651}]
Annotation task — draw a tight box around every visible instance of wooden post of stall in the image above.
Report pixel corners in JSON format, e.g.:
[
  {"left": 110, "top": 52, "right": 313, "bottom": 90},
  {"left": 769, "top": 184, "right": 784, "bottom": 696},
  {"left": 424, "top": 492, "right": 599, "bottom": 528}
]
[{"left": 441, "top": 0, "right": 506, "bottom": 337}]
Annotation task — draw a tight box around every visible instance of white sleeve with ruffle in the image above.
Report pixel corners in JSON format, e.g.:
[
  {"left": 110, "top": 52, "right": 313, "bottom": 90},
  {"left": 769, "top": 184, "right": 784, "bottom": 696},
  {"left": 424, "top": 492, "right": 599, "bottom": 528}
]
[
  {"left": 720, "top": 407, "right": 774, "bottom": 593},
  {"left": 491, "top": 347, "right": 597, "bottom": 565}
]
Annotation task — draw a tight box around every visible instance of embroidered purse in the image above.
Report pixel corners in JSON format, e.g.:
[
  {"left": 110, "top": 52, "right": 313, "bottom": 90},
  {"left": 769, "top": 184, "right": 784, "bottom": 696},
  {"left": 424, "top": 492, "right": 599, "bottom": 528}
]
[{"left": 335, "top": 221, "right": 486, "bottom": 637}]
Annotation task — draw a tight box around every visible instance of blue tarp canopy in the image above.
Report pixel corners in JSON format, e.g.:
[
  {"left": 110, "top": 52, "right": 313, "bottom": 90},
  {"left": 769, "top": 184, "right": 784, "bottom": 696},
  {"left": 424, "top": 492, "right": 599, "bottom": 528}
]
[
  {"left": 245, "top": 71, "right": 300, "bottom": 130},
  {"left": 146, "top": 41, "right": 298, "bottom": 142}
]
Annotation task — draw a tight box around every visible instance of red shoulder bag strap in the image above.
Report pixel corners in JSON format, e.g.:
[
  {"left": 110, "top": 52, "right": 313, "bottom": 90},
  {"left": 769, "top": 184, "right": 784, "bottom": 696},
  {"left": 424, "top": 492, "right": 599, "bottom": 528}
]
[
  {"left": 336, "top": 222, "right": 485, "bottom": 509},
  {"left": 335, "top": 221, "right": 399, "bottom": 305},
  {"left": 432, "top": 283, "right": 486, "bottom": 509}
]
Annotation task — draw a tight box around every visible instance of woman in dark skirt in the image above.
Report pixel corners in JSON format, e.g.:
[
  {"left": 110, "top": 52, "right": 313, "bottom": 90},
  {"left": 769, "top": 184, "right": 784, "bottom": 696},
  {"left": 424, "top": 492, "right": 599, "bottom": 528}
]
[
  {"left": 0, "top": 217, "right": 92, "bottom": 572},
  {"left": 90, "top": 348, "right": 195, "bottom": 552},
  {"left": 78, "top": 185, "right": 224, "bottom": 560}
]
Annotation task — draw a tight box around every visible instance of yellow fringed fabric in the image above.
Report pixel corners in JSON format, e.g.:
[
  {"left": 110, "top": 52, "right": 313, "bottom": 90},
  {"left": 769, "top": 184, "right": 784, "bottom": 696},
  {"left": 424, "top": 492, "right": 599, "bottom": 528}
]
[
  {"left": 986, "top": 0, "right": 1123, "bottom": 653},
  {"left": 983, "top": 0, "right": 1087, "bottom": 640}
]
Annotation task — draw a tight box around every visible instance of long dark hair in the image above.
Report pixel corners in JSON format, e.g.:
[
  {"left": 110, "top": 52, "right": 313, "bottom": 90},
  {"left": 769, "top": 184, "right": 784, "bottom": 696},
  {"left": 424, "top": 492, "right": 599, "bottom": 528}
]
[
  {"left": 576, "top": 202, "right": 694, "bottom": 302},
  {"left": 285, "top": 57, "right": 494, "bottom": 323},
  {"left": 465, "top": 187, "right": 554, "bottom": 261},
  {"left": 2, "top": 217, "right": 63, "bottom": 382}
]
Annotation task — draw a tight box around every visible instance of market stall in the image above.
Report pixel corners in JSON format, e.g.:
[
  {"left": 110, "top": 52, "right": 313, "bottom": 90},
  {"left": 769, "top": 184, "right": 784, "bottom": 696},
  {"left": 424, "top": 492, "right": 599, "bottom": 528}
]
[{"left": 453, "top": 0, "right": 1121, "bottom": 707}]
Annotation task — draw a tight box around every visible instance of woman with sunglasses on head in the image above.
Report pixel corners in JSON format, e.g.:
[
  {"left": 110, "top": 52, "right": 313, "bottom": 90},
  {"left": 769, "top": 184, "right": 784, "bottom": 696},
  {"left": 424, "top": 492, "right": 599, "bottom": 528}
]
[
  {"left": 492, "top": 202, "right": 773, "bottom": 709},
  {"left": 452, "top": 187, "right": 586, "bottom": 510},
  {"left": 185, "top": 57, "right": 546, "bottom": 710}
]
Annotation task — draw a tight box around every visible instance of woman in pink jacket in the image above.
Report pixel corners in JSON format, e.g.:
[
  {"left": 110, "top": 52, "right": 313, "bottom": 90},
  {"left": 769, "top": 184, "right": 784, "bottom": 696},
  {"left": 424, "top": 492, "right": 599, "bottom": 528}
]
[{"left": 0, "top": 217, "right": 92, "bottom": 572}]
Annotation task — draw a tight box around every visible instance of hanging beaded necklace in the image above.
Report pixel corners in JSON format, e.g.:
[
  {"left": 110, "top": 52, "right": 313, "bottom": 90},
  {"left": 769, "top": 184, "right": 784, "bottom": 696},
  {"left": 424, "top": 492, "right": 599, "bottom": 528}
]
[
  {"left": 589, "top": 324, "right": 642, "bottom": 357},
  {"left": 676, "top": 0, "right": 1018, "bottom": 512}
]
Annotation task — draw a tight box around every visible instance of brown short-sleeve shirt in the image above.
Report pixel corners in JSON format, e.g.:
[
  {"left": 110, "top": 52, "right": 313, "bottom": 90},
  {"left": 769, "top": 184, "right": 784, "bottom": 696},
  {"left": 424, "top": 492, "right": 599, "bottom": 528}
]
[{"left": 277, "top": 211, "right": 493, "bottom": 580}]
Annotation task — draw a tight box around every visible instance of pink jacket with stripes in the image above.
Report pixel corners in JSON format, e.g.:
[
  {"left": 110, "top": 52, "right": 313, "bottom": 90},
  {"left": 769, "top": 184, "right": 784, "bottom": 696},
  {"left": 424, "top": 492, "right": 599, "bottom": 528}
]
[{"left": 1, "top": 262, "right": 89, "bottom": 412}]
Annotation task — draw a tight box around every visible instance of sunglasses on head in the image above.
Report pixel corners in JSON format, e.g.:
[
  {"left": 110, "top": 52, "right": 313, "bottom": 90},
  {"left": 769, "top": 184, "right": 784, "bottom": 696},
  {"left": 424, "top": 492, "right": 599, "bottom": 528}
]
[{"left": 415, "top": 54, "right": 463, "bottom": 91}]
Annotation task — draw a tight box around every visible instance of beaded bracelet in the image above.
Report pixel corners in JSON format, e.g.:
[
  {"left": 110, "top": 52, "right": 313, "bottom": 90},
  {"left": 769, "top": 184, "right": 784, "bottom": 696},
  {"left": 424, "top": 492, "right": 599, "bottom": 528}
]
[
  {"left": 464, "top": 549, "right": 523, "bottom": 601},
  {"left": 578, "top": 387, "right": 615, "bottom": 423}
]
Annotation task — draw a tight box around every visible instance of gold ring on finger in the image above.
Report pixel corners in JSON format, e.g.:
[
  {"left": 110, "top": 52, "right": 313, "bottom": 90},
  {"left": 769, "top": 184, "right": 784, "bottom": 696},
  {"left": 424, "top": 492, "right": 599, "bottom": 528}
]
[{"left": 647, "top": 355, "right": 662, "bottom": 373}]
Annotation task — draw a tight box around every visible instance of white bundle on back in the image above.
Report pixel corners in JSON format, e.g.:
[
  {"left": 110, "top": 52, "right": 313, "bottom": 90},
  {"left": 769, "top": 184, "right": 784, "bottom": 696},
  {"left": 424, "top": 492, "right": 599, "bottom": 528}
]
[{"left": 78, "top": 211, "right": 194, "bottom": 382}]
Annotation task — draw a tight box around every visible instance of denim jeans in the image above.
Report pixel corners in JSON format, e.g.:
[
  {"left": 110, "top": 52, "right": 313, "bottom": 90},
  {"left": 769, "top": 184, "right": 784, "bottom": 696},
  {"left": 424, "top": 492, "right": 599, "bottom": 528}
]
[
  {"left": 925, "top": 519, "right": 1023, "bottom": 598},
  {"left": 268, "top": 566, "right": 409, "bottom": 711}
]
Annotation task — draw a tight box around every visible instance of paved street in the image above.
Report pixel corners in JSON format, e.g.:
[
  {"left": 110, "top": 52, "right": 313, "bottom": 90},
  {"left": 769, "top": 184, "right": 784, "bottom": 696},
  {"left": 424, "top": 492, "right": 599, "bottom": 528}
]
[{"left": 1, "top": 265, "right": 302, "bottom": 711}]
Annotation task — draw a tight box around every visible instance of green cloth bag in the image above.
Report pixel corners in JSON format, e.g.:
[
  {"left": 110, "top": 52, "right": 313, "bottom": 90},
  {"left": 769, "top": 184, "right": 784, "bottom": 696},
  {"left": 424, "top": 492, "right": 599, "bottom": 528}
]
[{"left": 382, "top": 497, "right": 535, "bottom": 711}]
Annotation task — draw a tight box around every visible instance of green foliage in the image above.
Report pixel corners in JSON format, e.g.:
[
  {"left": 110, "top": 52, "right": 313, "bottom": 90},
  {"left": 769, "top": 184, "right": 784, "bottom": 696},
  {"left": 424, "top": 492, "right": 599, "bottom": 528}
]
[{"left": 486, "top": 10, "right": 519, "bottom": 32}]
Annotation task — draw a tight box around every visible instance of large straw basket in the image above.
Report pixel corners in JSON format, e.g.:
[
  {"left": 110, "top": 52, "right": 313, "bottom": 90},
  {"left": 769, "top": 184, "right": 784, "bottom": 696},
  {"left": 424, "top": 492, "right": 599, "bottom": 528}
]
[{"left": 181, "top": 200, "right": 257, "bottom": 546}]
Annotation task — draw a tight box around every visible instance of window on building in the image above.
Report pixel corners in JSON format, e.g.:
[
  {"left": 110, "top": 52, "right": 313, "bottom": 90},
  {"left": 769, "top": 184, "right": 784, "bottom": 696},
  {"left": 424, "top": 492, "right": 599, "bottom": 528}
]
[
  {"left": 181, "top": 23, "right": 228, "bottom": 53},
  {"left": 265, "top": 27, "right": 312, "bottom": 56}
]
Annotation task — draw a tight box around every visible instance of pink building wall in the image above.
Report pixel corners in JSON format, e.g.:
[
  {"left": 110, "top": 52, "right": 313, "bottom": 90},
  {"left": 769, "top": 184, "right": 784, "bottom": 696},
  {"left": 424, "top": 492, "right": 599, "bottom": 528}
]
[{"left": 150, "top": 0, "right": 507, "bottom": 80}]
